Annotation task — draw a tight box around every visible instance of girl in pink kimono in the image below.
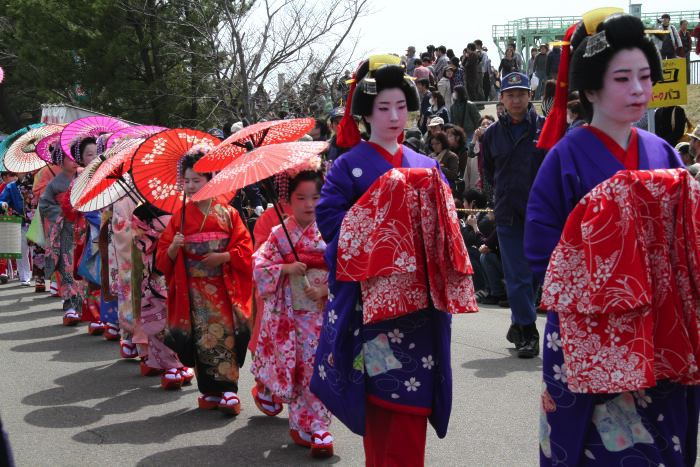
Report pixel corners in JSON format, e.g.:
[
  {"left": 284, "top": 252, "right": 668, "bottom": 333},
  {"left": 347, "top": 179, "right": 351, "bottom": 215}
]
[{"left": 251, "top": 169, "right": 333, "bottom": 459}]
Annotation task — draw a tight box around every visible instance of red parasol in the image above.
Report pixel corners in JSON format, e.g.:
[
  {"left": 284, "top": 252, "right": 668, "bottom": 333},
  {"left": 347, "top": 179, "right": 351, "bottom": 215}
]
[
  {"left": 60, "top": 116, "right": 130, "bottom": 160},
  {"left": 192, "top": 142, "right": 327, "bottom": 201},
  {"left": 70, "top": 157, "right": 105, "bottom": 211},
  {"left": 4, "top": 125, "right": 64, "bottom": 173},
  {"left": 106, "top": 125, "right": 167, "bottom": 149},
  {"left": 193, "top": 118, "right": 315, "bottom": 172},
  {"left": 35, "top": 125, "right": 67, "bottom": 163},
  {"left": 75, "top": 138, "right": 145, "bottom": 210},
  {"left": 130, "top": 128, "right": 220, "bottom": 213},
  {"left": 194, "top": 140, "right": 326, "bottom": 274}
]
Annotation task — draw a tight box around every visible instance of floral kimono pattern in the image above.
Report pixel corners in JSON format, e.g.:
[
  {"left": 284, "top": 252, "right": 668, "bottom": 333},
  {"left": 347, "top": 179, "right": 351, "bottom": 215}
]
[
  {"left": 39, "top": 172, "right": 81, "bottom": 310},
  {"left": 252, "top": 217, "right": 331, "bottom": 433},
  {"left": 156, "top": 200, "right": 253, "bottom": 394},
  {"left": 336, "top": 167, "right": 477, "bottom": 324},
  {"left": 131, "top": 212, "right": 182, "bottom": 370},
  {"left": 542, "top": 169, "right": 700, "bottom": 394},
  {"left": 525, "top": 127, "right": 699, "bottom": 466},
  {"left": 109, "top": 197, "right": 137, "bottom": 337}
]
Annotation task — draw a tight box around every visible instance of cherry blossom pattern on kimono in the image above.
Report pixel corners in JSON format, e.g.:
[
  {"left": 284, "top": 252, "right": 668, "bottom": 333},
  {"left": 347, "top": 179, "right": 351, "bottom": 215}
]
[{"left": 542, "top": 169, "right": 700, "bottom": 393}]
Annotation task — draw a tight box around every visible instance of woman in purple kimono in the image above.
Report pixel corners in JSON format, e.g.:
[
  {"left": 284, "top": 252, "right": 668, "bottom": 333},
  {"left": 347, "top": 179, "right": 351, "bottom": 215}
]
[
  {"left": 525, "top": 14, "right": 700, "bottom": 466},
  {"left": 310, "top": 55, "right": 454, "bottom": 466}
]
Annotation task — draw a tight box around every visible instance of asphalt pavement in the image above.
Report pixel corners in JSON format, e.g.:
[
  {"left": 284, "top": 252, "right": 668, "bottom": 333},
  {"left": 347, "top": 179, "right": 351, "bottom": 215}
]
[{"left": 0, "top": 280, "right": 545, "bottom": 466}]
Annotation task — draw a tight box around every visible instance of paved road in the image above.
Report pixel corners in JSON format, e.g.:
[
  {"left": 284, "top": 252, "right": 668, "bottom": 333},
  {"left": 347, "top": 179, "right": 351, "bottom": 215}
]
[{"left": 0, "top": 281, "right": 545, "bottom": 466}]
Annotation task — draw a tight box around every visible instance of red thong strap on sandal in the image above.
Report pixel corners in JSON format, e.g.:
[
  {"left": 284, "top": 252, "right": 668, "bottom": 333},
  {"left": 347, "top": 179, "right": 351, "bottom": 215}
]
[
  {"left": 218, "top": 392, "right": 241, "bottom": 416},
  {"left": 251, "top": 386, "right": 282, "bottom": 417},
  {"left": 310, "top": 431, "right": 334, "bottom": 458}
]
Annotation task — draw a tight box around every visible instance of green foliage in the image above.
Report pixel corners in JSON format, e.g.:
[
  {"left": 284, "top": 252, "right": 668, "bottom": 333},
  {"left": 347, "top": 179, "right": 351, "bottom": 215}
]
[{"left": 0, "top": 0, "right": 224, "bottom": 131}]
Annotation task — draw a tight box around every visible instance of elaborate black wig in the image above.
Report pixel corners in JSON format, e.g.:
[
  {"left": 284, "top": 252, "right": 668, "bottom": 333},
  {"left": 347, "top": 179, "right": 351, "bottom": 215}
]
[
  {"left": 350, "top": 61, "right": 420, "bottom": 116},
  {"left": 570, "top": 14, "right": 662, "bottom": 96},
  {"left": 70, "top": 137, "right": 97, "bottom": 166}
]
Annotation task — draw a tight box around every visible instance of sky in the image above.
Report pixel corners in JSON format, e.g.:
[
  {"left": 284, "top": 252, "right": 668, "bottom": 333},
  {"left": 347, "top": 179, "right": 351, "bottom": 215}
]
[{"left": 353, "top": 1, "right": 696, "bottom": 60}]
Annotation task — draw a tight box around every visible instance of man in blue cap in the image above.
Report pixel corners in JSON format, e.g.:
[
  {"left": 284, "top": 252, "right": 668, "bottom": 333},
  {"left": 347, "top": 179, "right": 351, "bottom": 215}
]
[{"left": 480, "top": 72, "right": 545, "bottom": 358}]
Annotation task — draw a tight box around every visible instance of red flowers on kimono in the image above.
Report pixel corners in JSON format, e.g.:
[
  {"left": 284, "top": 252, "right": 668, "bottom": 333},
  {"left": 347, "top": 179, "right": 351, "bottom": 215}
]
[
  {"left": 336, "top": 167, "right": 478, "bottom": 324},
  {"left": 542, "top": 169, "right": 700, "bottom": 393}
]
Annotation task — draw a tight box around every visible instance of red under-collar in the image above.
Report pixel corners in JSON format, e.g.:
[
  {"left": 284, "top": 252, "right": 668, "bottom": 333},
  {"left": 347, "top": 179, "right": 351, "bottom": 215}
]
[
  {"left": 586, "top": 126, "right": 639, "bottom": 171},
  {"left": 367, "top": 142, "right": 404, "bottom": 168}
]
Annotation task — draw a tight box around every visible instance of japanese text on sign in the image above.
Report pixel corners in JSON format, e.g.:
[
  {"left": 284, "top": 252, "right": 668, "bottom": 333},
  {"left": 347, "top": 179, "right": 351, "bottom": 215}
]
[{"left": 649, "top": 58, "right": 687, "bottom": 109}]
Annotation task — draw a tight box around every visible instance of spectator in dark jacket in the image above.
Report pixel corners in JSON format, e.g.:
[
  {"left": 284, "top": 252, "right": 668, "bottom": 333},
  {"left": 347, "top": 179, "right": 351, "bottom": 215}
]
[
  {"left": 499, "top": 48, "right": 519, "bottom": 77},
  {"left": 416, "top": 78, "right": 433, "bottom": 133},
  {"left": 545, "top": 46, "right": 561, "bottom": 80},
  {"left": 481, "top": 71, "right": 545, "bottom": 358},
  {"left": 532, "top": 44, "right": 548, "bottom": 99},
  {"left": 429, "top": 131, "right": 460, "bottom": 189},
  {"left": 450, "top": 85, "right": 481, "bottom": 140},
  {"left": 460, "top": 190, "right": 504, "bottom": 304},
  {"left": 462, "top": 43, "right": 483, "bottom": 102}
]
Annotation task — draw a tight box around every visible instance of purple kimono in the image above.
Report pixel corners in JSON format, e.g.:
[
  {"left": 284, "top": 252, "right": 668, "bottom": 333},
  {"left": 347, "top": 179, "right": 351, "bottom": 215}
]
[
  {"left": 311, "top": 141, "right": 453, "bottom": 438},
  {"left": 525, "top": 127, "right": 700, "bottom": 466}
]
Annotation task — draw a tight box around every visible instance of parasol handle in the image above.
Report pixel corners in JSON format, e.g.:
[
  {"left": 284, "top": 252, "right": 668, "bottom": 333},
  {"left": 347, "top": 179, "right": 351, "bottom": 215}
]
[
  {"left": 260, "top": 179, "right": 310, "bottom": 288},
  {"left": 180, "top": 191, "right": 186, "bottom": 234},
  {"left": 115, "top": 178, "right": 166, "bottom": 230}
]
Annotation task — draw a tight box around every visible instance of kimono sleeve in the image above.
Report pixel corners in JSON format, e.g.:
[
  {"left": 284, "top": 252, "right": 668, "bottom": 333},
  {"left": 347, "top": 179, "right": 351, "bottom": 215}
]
[
  {"left": 253, "top": 229, "right": 285, "bottom": 298},
  {"left": 38, "top": 178, "right": 61, "bottom": 222},
  {"left": 155, "top": 210, "right": 179, "bottom": 277},
  {"left": 224, "top": 205, "right": 253, "bottom": 277},
  {"left": 524, "top": 146, "right": 580, "bottom": 284},
  {"left": 316, "top": 157, "right": 356, "bottom": 244}
]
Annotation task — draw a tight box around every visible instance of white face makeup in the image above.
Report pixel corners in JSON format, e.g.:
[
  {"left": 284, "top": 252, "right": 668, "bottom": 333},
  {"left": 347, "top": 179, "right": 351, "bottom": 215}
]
[{"left": 585, "top": 48, "right": 652, "bottom": 126}]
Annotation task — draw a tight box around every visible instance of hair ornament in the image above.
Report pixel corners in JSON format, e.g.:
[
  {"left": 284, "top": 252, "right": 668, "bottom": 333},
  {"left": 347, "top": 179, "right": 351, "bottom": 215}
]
[{"left": 584, "top": 30, "right": 611, "bottom": 58}]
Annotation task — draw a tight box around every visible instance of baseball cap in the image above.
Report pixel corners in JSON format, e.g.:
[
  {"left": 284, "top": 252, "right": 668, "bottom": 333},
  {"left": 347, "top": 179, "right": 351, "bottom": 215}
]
[
  {"left": 428, "top": 117, "right": 445, "bottom": 127},
  {"left": 501, "top": 72, "right": 531, "bottom": 92}
]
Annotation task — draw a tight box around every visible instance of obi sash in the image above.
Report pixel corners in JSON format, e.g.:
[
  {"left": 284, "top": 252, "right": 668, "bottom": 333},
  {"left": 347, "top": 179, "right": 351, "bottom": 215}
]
[
  {"left": 542, "top": 169, "right": 700, "bottom": 393},
  {"left": 336, "top": 167, "right": 478, "bottom": 324}
]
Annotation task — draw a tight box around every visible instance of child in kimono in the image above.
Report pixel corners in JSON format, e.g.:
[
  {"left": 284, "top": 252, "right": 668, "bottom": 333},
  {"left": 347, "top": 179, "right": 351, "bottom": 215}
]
[
  {"left": 525, "top": 13, "right": 700, "bottom": 466},
  {"left": 157, "top": 152, "right": 253, "bottom": 412},
  {"left": 251, "top": 169, "right": 333, "bottom": 458}
]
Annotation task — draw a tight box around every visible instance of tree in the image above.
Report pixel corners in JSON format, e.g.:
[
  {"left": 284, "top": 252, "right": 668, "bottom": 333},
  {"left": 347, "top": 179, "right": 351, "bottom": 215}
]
[{"left": 0, "top": 0, "right": 367, "bottom": 132}]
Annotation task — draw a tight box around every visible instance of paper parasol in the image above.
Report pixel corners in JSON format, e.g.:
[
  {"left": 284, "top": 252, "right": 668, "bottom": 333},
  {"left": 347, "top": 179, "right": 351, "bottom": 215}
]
[
  {"left": 192, "top": 142, "right": 327, "bottom": 201},
  {"left": 60, "top": 116, "right": 130, "bottom": 161},
  {"left": 130, "top": 128, "right": 220, "bottom": 213},
  {"left": 70, "top": 157, "right": 105, "bottom": 211},
  {"left": 35, "top": 125, "right": 67, "bottom": 163},
  {"left": 0, "top": 124, "right": 45, "bottom": 171},
  {"left": 193, "top": 118, "right": 315, "bottom": 172},
  {"left": 4, "top": 125, "right": 65, "bottom": 173},
  {"left": 106, "top": 125, "right": 167, "bottom": 149},
  {"left": 75, "top": 138, "right": 145, "bottom": 210}
]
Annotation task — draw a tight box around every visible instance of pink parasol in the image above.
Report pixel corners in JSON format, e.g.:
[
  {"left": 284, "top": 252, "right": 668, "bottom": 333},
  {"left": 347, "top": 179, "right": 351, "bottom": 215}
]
[
  {"left": 35, "top": 129, "right": 64, "bottom": 163},
  {"left": 70, "top": 157, "right": 105, "bottom": 211},
  {"left": 4, "top": 125, "right": 64, "bottom": 173},
  {"left": 193, "top": 118, "right": 315, "bottom": 172},
  {"left": 60, "top": 116, "right": 130, "bottom": 161},
  {"left": 106, "top": 125, "right": 167, "bottom": 149},
  {"left": 74, "top": 138, "right": 145, "bottom": 211}
]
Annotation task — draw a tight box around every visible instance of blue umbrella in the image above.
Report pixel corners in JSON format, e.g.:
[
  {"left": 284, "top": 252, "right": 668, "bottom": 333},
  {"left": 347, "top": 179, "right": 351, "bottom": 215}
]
[{"left": 0, "top": 123, "right": 44, "bottom": 171}]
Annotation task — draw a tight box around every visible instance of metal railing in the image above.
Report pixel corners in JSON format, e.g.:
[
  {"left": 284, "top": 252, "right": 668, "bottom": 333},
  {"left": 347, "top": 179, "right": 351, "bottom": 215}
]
[{"left": 690, "top": 60, "right": 700, "bottom": 85}]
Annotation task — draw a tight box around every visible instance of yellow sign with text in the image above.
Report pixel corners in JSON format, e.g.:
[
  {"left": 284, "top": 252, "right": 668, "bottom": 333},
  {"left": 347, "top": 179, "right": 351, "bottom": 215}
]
[{"left": 648, "top": 58, "right": 687, "bottom": 109}]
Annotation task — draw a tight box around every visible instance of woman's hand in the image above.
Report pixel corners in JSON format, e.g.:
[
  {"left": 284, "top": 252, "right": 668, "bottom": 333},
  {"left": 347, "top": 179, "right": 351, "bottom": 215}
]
[
  {"left": 167, "top": 233, "right": 185, "bottom": 259},
  {"left": 282, "top": 262, "right": 307, "bottom": 276},
  {"left": 478, "top": 244, "right": 490, "bottom": 254},
  {"left": 304, "top": 284, "right": 328, "bottom": 301},
  {"left": 201, "top": 252, "right": 228, "bottom": 268}
]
